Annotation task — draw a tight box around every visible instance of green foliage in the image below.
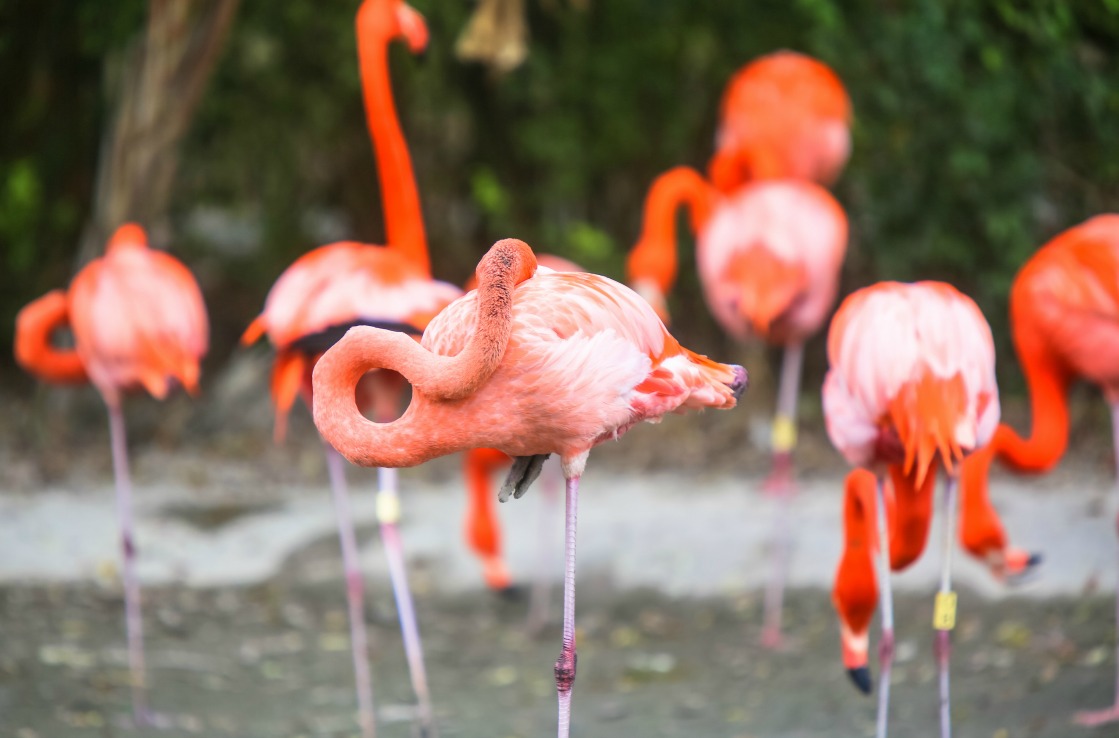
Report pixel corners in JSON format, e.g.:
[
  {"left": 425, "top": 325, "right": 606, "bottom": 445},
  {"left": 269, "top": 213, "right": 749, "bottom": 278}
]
[{"left": 2, "top": 0, "right": 1118, "bottom": 392}]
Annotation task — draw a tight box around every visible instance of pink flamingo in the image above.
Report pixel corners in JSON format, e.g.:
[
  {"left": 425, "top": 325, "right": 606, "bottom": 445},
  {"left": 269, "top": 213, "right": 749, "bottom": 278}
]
[
  {"left": 628, "top": 173, "right": 847, "bottom": 646},
  {"left": 14, "top": 223, "right": 208, "bottom": 725},
  {"left": 312, "top": 239, "right": 747, "bottom": 738},
  {"left": 823, "top": 281, "right": 1016, "bottom": 738},
  {"left": 240, "top": 2, "right": 459, "bottom": 736},
  {"left": 961, "top": 215, "right": 1119, "bottom": 727}
]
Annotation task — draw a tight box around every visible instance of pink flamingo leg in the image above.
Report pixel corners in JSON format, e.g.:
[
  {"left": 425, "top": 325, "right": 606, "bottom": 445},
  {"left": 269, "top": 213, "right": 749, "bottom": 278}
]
[
  {"left": 527, "top": 460, "right": 560, "bottom": 635},
  {"left": 555, "top": 474, "right": 580, "bottom": 738},
  {"left": 1073, "top": 401, "right": 1119, "bottom": 727},
  {"left": 761, "top": 340, "right": 805, "bottom": 648},
  {"left": 376, "top": 466, "right": 436, "bottom": 738},
  {"left": 107, "top": 403, "right": 150, "bottom": 726},
  {"left": 874, "top": 477, "right": 895, "bottom": 738},
  {"left": 323, "top": 444, "right": 378, "bottom": 738},
  {"left": 935, "top": 475, "right": 959, "bottom": 738}
]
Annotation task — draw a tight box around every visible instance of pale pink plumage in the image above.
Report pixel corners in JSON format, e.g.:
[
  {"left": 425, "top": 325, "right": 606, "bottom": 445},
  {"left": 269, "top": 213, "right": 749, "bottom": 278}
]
[
  {"left": 424, "top": 267, "right": 739, "bottom": 463},
  {"left": 698, "top": 180, "right": 847, "bottom": 343},
  {"left": 69, "top": 223, "right": 209, "bottom": 406},
  {"left": 823, "top": 281, "right": 1000, "bottom": 472}
]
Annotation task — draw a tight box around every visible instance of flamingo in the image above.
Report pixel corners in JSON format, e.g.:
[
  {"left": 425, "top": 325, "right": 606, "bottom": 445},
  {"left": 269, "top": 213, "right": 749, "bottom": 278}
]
[
  {"left": 823, "top": 281, "right": 1018, "bottom": 738},
  {"left": 961, "top": 214, "right": 1119, "bottom": 727},
  {"left": 708, "top": 50, "right": 852, "bottom": 193},
  {"left": 462, "top": 253, "right": 583, "bottom": 628},
  {"left": 240, "top": 2, "right": 459, "bottom": 736},
  {"left": 627, "top": 51, "right": 852, "bottom": 647},
  {"left": 14, "top": 223, "right": 208, "bottom": 725},
  {"left": 311, "top": 238, "right": 747, "bottom": 738},
  {"left": 628, "top": 173, "right": 847, "bottom": 646}
]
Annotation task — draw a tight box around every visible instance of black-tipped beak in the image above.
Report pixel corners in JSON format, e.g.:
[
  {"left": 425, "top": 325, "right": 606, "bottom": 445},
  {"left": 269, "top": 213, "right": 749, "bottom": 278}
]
[
  {"left": 1027, "top": 552, "right": 1043, "bottom": 568},
  {"left": 847, "top": 666, "right": 873, "bottom": 695},
  {"left": 729, "top": 365, "right": 748, "bottom": 399}
]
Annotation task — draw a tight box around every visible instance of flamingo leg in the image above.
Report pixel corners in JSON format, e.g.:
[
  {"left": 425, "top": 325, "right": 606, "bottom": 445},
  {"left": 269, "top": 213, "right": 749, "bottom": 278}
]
[
  {"left": 555, "top": 474, "right": 580, "bottom": 738},
  {"left": 935, "top": 474, "right": 960, "bottom": 738},
  {"left": 1073, "top": 401, "right": 1119, "bottom": 727},
  {"left": 107, "top": 403, "right": 151, "bottom": 726},
  {"left": 761, "top": 340, "right": 804, "bottom": 649},
  {"left": 323, "top": 444, "right": 377, "bottom": 738},
  {"left": 376, "top": 466, "right": 436, "bottom": 738},
  {"left": 874, "top": 477, "right": 895, "bottom": 738}
]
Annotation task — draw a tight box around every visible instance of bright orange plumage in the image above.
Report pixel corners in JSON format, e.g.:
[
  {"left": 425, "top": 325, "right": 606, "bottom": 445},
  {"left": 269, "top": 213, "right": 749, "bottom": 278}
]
[
  {"left": 14, "top": 289, "right": 88, "bottom": 385},
  {"left": 959, "top": 215, "right": 1119, "bottom": 727},
  {"left": 709, "top": 51, "right": 852, "bottom": 192}
]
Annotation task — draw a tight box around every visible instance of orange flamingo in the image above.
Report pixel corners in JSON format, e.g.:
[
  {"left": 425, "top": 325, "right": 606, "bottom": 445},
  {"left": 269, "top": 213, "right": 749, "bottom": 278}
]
[
  {"left": 823, "top": 281, "right": 1025, "bottom": 738},
  {"left": 14, "top": 223, "right": 208, "bottom": 725},
  {"left": 708, "top": 50, "right": 852, "bottom": 192},
  {"left": 627, "top": 51, "right": 851, "bottom": 647},
  {"left": 312, "top": 239, "right": 747, "bottom": 738},
  {"left": 629, "top": 172, "right": 847, "bottom": 646},
  {"left": 240, "top": 2, "right": 457, "bottom": 735},
  {"left": 961, "top": 214, "right": 1119, "bottom": 727}
]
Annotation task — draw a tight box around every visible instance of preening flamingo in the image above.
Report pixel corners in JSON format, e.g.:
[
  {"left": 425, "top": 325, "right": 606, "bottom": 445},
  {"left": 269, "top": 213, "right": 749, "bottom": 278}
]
[
  {"left": 312, "top": 239, "right": 747, "bottom": 738},
  {"left": 240, "top": 2, "right": 457, "bottom": 735},
  {"left": 961, "top": 214, "right": 1119, "bottom": 727},
  {"left": 628, "top": 172, "right": 848, "bottom": 646},
  {"left": 14, "top": 223, "right": 208, "bottom": 725},
  {"left": 708, "top": 50, "right": 852, "bottom": 192},
  {"left": 823, "top": 281, "right": 1010, "bottom": 738},
  {"left": 462, "top": 253, "right": 583, "bottom": 629}
]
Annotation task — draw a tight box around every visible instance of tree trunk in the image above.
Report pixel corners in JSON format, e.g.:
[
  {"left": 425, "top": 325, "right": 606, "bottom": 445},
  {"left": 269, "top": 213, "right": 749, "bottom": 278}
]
[{"left": 78, "top": 0, "right": 241, "bottom": 262}]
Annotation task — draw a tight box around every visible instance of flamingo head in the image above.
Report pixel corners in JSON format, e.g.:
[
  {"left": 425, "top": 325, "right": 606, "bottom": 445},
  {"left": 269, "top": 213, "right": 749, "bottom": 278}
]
[{"left": 357, "top": 0, "right": 429, "bottom": 54}]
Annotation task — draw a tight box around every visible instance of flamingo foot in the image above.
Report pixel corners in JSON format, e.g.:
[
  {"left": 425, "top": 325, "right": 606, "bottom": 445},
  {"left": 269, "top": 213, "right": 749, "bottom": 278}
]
[{"left": 1074, "top": 704, "right": 1119, "bottom": 727}]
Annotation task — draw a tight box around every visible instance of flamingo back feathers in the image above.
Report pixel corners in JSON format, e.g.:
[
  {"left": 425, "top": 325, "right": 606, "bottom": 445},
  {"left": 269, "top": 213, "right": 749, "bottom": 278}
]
[
  {"left": 68, "top": 224, "right": 208, "bottom": 404},
  {"left": 1012, "top": 215, "right": 1119, "bottom": 397},
  {"left": 823, "top": 282, "right": 999, "bottom": 479},
  {"left": 699, "top": 180, "right": 847, "bottom": 343}
]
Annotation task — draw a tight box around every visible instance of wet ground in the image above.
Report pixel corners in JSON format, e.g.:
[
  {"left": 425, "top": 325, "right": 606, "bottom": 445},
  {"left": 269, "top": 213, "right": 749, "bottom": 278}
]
[
  {"left": 0, "top": 581, "right": 1114, "bottom": 738},
  {"left": 1, "top": 381, "right": 1117, "bottom": 737}
]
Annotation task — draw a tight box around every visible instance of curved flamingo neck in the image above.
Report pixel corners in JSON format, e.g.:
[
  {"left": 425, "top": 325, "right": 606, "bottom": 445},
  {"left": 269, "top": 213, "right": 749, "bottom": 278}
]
[
  {"left": 14, "top": 289, "right": 88, "bottom": 384},
  {"left": 312, "top": 239, "right": 537, "bottom": 467},
  {"left": 627, "top": 166, "right": 717, "bottom": 294},
  {"left": 357, "top": 4, "right": 429, "bottom": 275},
  {"left": 996, "top": 345, "right": 1071, "bottom": 472}
]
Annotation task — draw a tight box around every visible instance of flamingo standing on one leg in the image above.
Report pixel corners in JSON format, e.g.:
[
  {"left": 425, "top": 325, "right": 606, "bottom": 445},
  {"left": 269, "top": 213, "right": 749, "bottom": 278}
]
[
  {"left": 14, "top": 223, "right": 208, "bottom": 726},
  {"left": 241, "top": 2, "right": 461, "bottom": 735},
  {"left": 824, "top": 281, "right": 1009, "bottom": 738},
  {"left": 961, "top": 214, "right": 1119, "bottom": 727},
  {"left": 627, "top": 51, "right": 852, "bottom": 647},
  {"left": 312, "top": 239, "right": 747, "bottom": 738},
  {"left": 629, "top": 173, "right": 847, "bottom": 647}
]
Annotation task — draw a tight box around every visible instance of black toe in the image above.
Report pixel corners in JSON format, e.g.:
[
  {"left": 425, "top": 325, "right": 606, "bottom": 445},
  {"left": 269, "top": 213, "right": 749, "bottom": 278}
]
[{"left": 847, "top": 666, "right": 873, "bottom": 695}]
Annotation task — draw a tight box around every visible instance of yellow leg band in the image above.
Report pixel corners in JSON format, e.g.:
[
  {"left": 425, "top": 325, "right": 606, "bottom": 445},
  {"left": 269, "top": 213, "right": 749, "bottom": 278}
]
[
  {"left": 933, "top": 591, "right": 957, "bottom": 631},
  {"left": 771, "top": 415, "right": 798, "bottom": 454},
  {"left": 376, "top": 490, "right": 401, "bottom": 525}
]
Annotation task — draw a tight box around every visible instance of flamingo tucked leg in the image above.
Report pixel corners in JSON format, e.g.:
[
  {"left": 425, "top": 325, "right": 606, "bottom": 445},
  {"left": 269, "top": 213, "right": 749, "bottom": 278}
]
[
  {"left": 323, "top": 444, "right": 377, "bottom": 738},
  {"left": 106, "top": 403, "right": 150, "bottom": 726},
  {"left": 1073, "top": 401, "right": 1119, "bottom": 727},
  {"left": 760, "top": 340, "right": 805, "bottom": 648}
]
